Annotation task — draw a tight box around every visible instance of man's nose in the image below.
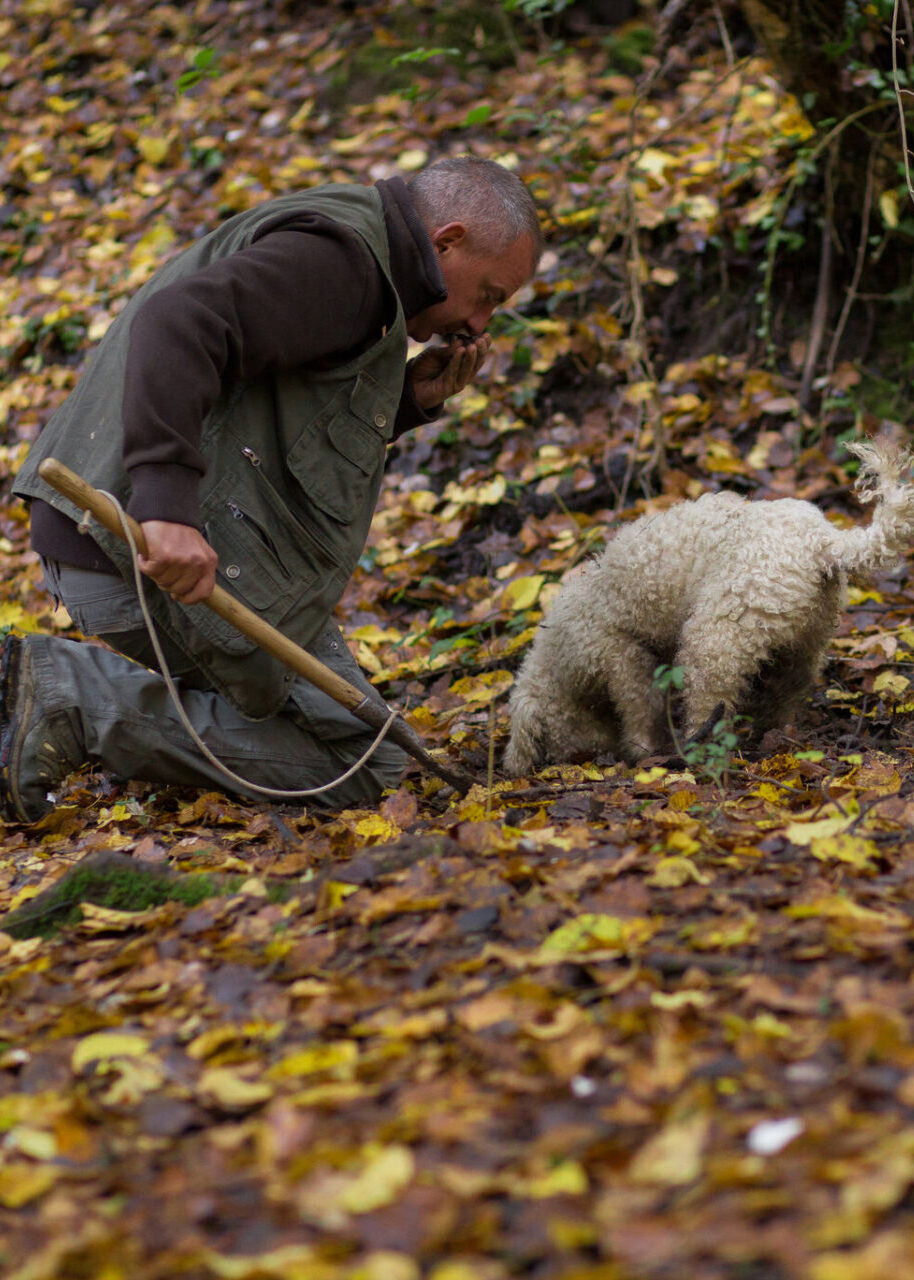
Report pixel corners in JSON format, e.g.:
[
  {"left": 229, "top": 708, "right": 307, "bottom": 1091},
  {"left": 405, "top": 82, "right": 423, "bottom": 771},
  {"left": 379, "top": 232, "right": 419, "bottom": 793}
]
[{"left": 466, "top": 306, "right": 494, "bottom": 335}]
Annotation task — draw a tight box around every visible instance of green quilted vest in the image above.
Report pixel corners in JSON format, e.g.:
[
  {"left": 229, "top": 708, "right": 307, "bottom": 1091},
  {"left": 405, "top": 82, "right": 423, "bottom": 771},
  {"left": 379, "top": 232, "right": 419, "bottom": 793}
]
[{"left": 15, "top": 186, "right": 407, "bottom": 718}]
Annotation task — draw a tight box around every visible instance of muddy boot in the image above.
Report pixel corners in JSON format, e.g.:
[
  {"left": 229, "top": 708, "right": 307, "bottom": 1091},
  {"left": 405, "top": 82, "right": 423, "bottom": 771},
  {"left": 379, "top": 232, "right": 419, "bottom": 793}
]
[{"left": 0, "top": 634, "right": 87, "bottom": 823}]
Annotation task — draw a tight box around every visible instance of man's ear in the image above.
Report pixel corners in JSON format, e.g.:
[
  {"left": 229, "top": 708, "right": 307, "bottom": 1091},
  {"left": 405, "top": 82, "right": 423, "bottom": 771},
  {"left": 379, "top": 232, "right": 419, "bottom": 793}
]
[{"left": 430, "top": 222, "right": 468, "bottom": 254}]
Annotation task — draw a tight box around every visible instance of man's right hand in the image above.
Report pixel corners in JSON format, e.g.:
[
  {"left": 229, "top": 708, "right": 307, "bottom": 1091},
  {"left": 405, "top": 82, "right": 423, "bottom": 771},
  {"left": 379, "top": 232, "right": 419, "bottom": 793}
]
[{"left": 138, "top": 521, "right": 218, "bottom": 605}]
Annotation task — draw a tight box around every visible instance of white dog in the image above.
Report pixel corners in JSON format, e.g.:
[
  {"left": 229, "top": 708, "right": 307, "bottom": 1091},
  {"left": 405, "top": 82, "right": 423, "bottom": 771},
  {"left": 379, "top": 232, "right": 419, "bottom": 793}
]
[{"left": 505, "top": 439, "right": 914, "bottom": 774}]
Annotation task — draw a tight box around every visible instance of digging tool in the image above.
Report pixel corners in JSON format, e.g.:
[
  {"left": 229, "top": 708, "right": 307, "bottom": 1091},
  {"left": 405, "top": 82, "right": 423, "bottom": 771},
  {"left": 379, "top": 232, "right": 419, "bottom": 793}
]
[{"left": 38, "top": 458, "right": 475, "bottom": 794}]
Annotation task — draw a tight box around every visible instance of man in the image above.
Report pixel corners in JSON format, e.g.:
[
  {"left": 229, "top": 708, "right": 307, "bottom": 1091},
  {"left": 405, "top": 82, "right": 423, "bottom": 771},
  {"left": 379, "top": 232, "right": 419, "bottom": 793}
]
[{"left": 1, "top": 156, "right": 542, "bottom": 822}]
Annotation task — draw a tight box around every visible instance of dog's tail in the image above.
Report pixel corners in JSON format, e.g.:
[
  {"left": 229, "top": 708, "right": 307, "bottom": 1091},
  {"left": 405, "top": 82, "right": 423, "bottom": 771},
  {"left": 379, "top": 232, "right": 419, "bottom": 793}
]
[{"left": 830, "top": 438, "right": 914, "bottom": 576}]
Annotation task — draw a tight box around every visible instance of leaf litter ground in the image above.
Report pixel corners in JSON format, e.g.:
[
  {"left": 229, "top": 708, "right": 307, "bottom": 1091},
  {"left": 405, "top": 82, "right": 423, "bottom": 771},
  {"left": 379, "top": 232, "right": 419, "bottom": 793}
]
[{"left": 2, "top": 1, "right": 914, "bottom": 1276}]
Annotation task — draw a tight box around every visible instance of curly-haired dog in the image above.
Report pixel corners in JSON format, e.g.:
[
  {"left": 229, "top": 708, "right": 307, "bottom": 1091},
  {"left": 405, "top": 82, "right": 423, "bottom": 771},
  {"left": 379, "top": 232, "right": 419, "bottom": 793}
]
[{"left": 505, "top": 440, "right": 914, "bottom": 775}]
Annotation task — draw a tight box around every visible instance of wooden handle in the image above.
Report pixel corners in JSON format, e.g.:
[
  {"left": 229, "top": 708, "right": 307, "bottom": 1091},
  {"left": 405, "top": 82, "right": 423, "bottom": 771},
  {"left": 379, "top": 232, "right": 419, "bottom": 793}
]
[
  {"left": 38, "top": 457, "right": 374, "bottom": 712},
  {"left": 37, "top": 458, "right": 475, "bottom": 792}
]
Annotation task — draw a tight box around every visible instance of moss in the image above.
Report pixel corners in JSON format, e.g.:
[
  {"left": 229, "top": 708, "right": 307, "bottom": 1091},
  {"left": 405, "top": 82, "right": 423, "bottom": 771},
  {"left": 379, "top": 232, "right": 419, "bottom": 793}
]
[
  {"left": 0, "top": 851, "right": 238, "bottom": 939},
  {"left": 602, "top": 22, "right": 654, "bottom": 74},
  {"left": 325, "top": 1, "right": 519, "bottom": 108}
]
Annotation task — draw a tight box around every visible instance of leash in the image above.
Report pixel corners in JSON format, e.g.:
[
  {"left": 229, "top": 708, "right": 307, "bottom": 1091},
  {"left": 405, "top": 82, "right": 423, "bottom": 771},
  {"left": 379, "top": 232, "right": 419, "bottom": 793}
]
[
  {"left": 104, "top": 491, "right": 398, "bottom": 801},
  {"left": 37, "top": 458, "right": 475, "bottom": 794}
]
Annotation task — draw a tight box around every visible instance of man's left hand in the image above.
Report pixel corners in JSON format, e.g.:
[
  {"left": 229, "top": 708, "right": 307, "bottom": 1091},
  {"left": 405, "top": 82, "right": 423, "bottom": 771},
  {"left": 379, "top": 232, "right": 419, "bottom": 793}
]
[{"left": 408, "top": 333, "right": 492, "bottom": 411}]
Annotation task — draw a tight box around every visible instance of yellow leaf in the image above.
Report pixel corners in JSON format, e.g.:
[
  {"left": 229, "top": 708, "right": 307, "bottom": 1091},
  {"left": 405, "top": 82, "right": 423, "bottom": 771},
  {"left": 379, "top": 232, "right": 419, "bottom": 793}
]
[
  {"left": 667, "top": 787, "right": 699, "bottom": 810},
  {"left": 353, "top": 814, "right": 401, "bottom": 843},
  {"left": 665, "top": 828, "right": 702, "bottom": 856},
  {"left": 128, "top": 219, "right": 177, "bottom": 280},
  {"left": 455, "top": 390, "right": 490, "bottom": 418},
  {"left": 197, "top": 1067, "right": 273, "bottom": 1112},
  {"left": 685, "top": 194, "right": 718, "bottom": 222},
  {"left": 648, "top": 856, "right": 710, "bottom": 888},
  {"left": 5, "top": 1126, "right": 57, "bottom": 1160},
  {"left": 330, "top": 129, "right": 374, "bottom": 154},
  {"left": 636, "top": 147, "right": 677, "bottom": 175},
  {"left": 634, "top": 766, "right": 668, "bottom": 784},
  {"left": 539, "top": 762, "right": 606, "bottom": 783},
  {"left": 809, "top": 1230, "right": 914, "bottom": 1280},
  {"left": 785, "top": 811, "right": 855, "bottom": 845},
  {"left": 467, "top": 476, "right": 507, "bottom": 506},
  {"left": 323, "top": 880, "right": 359, "bottom": 911},
  {"left": 847, "top": 585, "right": 884, "bottom": 605},
  {"left": 338, "top": 1144, "right": 415, "bottom": 1214},
  {"left": 0, "top": 602, "right": 40, "bottom": 632},
  {"left": 554, "top": 205, "right": 600, "bottom": 227},
  {"left": 785, "top": 895, "right": 908, "bottom": 930},
  {"left": 449, "top": 670, "right": 514, "bottom": 706},
  {"left": 514, "top": 1159, "right": 588, "bottom": 1198},
  {"left": 687, "top": 916, "right": 758, "bottom": 950},
  {"left": 72, "top": 1031, "right": 149, "bottom": 1073},
  {"left": 268, "top": 1041, "right": 358, "bottom": 1081},
  {"left": 879, "top": 188, "right": 900, "bottom": 228},
  {"left": 377, "top": 1009, "right": 449, "bottom": 1039},
  {"left": 623, "top": 380, "right": 657, "bottom": 405},
  {"left": 628, "top": 1113, "right": 709, "bottom": 1185},
  {"left": 292, "top": 1081, "right": 374, "bottom": 1107},
  {"left": 136, "top": 133, "right": 174, "bottom": 165},
  {"left": 703, "top": 439, "right": 745, "bottom": 473},
  {"left": 0, "top": 1162, "right": 57, "bottom": 1208},
  {"left": 873, "top": 670, "right": 910, "bottom": 696},
  {"left": 350, "top": 624, "right": 403, "bottom": 645},
  {"left": 754, "top": 781, "right": 786, "bottom": 804},
  {"left": 651, "top": 989, "right": 713, "bottom": 1011},
  {"left": 100, "top": 1055, "right": 166, "bottom": 1106},
  {"left": 541, "top": 913, "right": 656, "bottom": 955},
  {"left": 397, "top": 147, "right": 428, "bottom": 171},
  {"left": 46, "top": 94, "right": 80, "bottom": 113},
  {"left": 809, "top": 832, "right": 880, "bottom": 872},
  {"left": 201, "top": 1245, "right": 327, "bottom": 1279},
  {"left": 288, "top": 101, "right": 314, "bottom": 131},
  {"left": 498, "top": 574, "right": 547, "bottom": 613},
  {"left": 77, "top": 902, "right": 168, "bottom": 933},
  {"left": 354, "top": 1254, "right": 421, "bottom": 1280},
  {"left": 86, "top": 239, "right": 126, "bottom": 270}
]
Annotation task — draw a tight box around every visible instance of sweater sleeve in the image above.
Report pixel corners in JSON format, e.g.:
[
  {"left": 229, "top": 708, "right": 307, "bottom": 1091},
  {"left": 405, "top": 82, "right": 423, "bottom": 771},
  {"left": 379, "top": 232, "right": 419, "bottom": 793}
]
[{"left": 122, "top": 220, "right": 388, "bottom": 527}]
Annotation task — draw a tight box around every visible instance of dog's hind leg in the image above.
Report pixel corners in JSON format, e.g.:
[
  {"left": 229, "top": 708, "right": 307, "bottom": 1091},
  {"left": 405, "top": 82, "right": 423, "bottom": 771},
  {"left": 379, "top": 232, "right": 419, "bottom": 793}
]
[{"left": 676, "top": 615, "right": 775, "bottom": 738}]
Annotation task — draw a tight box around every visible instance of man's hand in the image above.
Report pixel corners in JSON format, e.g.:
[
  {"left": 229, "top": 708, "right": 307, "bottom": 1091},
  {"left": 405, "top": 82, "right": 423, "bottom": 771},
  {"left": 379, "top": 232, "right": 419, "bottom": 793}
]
[
  {"left": 138, "top": 521, "right": 218, "bottom": 606},
  {"left": 408, "top": 333, "right": 492, "bottom": 411}
]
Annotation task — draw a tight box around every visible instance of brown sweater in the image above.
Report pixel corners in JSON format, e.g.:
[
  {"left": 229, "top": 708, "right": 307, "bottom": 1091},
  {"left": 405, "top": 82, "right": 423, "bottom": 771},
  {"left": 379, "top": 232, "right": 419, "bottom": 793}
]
[{"left": 31, "top": 177, "right": 446, "bottom": 571}]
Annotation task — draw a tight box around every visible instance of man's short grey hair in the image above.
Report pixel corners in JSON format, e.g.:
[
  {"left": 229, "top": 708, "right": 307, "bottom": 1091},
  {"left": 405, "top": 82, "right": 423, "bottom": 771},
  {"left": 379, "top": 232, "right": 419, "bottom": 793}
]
[{"left": 408, "top": 155, "right": 544, "bottom": 261}]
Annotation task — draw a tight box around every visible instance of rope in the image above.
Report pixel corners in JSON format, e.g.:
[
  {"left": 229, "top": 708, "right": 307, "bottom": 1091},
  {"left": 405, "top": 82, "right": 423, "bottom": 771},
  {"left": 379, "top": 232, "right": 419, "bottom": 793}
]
[{"left": 100, "top": 493, "right": 397, "bottom": 801}]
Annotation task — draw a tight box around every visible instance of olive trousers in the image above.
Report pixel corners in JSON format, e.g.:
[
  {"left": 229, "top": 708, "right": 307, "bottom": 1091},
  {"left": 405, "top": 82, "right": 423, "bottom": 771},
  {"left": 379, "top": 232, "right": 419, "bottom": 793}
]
[{"left": 21, "top": 561, "right": 406, "bottom": 816}]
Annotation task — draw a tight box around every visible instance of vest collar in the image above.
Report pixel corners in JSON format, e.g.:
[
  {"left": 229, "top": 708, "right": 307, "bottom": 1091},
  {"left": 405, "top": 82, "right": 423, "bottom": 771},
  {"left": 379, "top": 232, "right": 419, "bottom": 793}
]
[{"left": 377, "top": 177, "right": 447, "bottom": 324}]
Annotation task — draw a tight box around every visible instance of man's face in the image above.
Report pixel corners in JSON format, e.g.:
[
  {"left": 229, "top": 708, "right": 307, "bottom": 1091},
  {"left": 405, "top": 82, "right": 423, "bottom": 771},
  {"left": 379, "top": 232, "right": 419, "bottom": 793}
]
[{"left": 407, "top": 224, "right": 536, "bottom": 343}]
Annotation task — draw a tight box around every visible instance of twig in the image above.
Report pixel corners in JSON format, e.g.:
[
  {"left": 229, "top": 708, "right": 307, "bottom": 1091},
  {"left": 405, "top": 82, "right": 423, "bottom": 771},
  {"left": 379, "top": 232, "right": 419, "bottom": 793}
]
[
  {"left": 893, "top": 0, "right": 914, "bottom": 205},
  {"left": 758, "top": 102, "right": 885, "bottom": 360},
  {"left": 711, "top": 0, "right": 735, "bottom": 65},
  {"left": 824, "top": 142, "right": 877, "bottom": 381},
  {"left": 621, "top": 110, "right": 666, "bottom": 477},
  {"left": 799, "top": 141, "right": 836, "bottom": 408},
  {"left": 711, "top": 0, "right": 740, "bottom": 303},
  {"left": 485, "top": 697, "right": 496, "bottom": 820},
  {"left": 842, "top": 791, "right": 908, "bottom": 836}
]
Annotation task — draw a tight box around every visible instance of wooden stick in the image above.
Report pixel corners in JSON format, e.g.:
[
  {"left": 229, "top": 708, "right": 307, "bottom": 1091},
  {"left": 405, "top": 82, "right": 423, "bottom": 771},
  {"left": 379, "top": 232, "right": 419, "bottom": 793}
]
[{"left": 37, "top": 458, "right": 475, "bottom": 794}]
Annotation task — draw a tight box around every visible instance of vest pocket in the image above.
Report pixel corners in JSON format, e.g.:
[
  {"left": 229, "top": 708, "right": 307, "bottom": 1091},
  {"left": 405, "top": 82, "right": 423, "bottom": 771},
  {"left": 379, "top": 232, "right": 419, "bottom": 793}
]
[
  {"left": 288, "top": 371, "right": 393, "bottom": 525},
  {"left": 208, "top": 502, "right": 292, "bottom": 611},
  {"left": 195, "top": 462, "right": 338, "bottom": 653}
]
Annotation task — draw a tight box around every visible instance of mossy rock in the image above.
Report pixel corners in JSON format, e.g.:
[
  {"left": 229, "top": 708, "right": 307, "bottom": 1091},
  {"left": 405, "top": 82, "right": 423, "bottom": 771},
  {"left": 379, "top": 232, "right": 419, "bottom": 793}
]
[{"left": 0, "top": 851, "right": 237, "bottom": 939}]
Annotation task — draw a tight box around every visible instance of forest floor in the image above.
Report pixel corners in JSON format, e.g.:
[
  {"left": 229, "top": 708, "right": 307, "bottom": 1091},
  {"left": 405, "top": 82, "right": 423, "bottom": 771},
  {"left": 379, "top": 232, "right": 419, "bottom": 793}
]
[{"left": 2, "top": 2, "right": 914, "bottom": 1277}]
